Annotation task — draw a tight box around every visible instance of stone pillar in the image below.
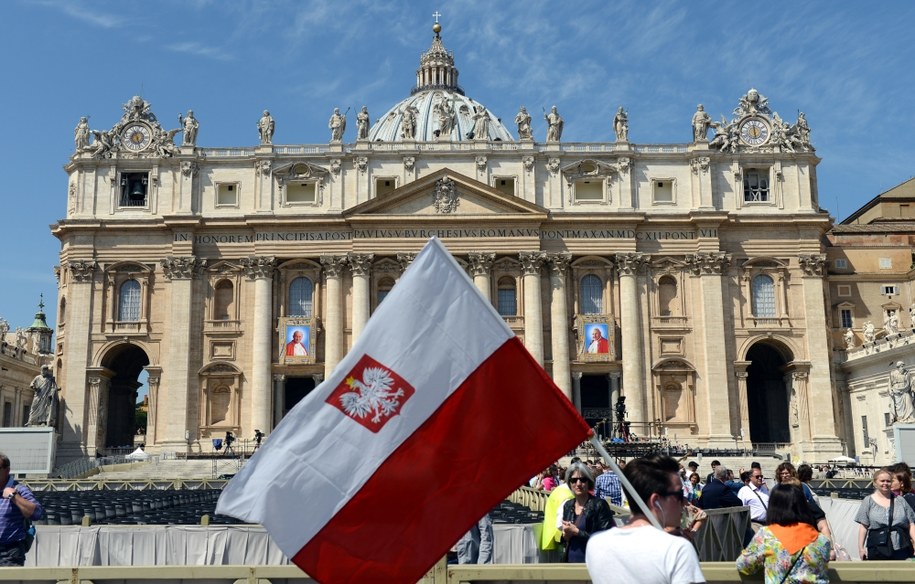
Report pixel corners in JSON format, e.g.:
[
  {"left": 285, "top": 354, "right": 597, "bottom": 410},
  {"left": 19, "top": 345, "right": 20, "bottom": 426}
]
[
  {"left": 616, "top": 253, "right": 647, "bottom": 428},
  {"left": 160, "top": 256, "right": 205, "bottom": 450},
  {"left": 468, "top": 252, "right": 495, "bottom": 301},
  {"left": 273, "top": 374, "right": 285, "bottom": 426},
  {"left": 519, "top": 251, "right": 546, "bottom": 364},
  {"left": 321, "top": 255, "right": 348, "bottom": 376},
  {"left": 687, "top": 252, "right": 734, "bottom": 447},
  {"left": 571, "top": 372, "right": 582, "bottom": 412},
  {"left": 546, "top": 252, "right": 572, "bottom": 399},
  {"left": 143, "top": 367, "right": 161, "bottom": 447},
  {"left": 85, "top": 372, "right": 111, "bottom": 455},
  {"left": 178, "top": 160, "right": 198, "bottom": 214},
  {"left": 797, "top": 254, "right": 842, "bottom": 458},
  {"left": 733, "top": 361, "right": 751, "bottom": 443},
  {"left": 609, "top": 372, "right": 621, "bottom": 414},
  {"left": 348, "top": 253, "right": 374, "bottom": 342},
  {"left": 59, "top": 261, "right": 97, "bottom": 460},
  {"left": 243, "top": 256, "right": 276, "bottom": 436}
]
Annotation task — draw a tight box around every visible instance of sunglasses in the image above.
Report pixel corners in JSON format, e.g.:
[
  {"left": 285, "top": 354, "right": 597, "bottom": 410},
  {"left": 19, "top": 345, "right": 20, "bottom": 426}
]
[
  {"left": 568, "top": 477, "right": 589, "bottom": 485},
  {"left": 662, "top": 490, "right": 685, "bottom": 502}
]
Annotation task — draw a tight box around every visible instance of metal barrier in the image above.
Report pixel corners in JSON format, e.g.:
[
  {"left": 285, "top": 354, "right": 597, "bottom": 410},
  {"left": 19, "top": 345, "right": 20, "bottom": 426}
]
[{"left": 24, "top": 478, "right": 229, "bottom": 491}]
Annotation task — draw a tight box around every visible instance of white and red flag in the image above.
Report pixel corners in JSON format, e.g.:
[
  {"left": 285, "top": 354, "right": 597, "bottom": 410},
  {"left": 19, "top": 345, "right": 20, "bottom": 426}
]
[{"left": 216, "top": 238, "right": 589, "bottom": 583}]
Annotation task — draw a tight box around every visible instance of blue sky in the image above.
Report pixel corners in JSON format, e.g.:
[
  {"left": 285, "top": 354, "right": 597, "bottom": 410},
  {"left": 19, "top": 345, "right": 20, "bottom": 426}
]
[{"left": 2, "top": 0, "right": 915, "bottom": 331}]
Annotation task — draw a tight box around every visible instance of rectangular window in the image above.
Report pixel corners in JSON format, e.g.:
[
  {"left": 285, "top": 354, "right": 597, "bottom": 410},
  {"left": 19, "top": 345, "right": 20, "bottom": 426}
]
[
  {"left": 743, "top": 170, "right": 769, "bottom": 202},
  {"left": 835, "top": 259, "right": 848, "bottom": 269},
  {"left": 375, "top": 178, "right": 397, "bottom": 197},
  {"left": 286, "top": 182, "right": 316, "bottom": 204},
  {"left": 494, "top": 177, "right": 516, "bottom": 196},
  {"left": 653, "top": 180, "right": 673, "bottom": 203},
  {"left": 840, "top": 308, "right": 853, "bottom": 328},
  {"left": 882, "top": 285, "right": 898, "bottom": 296},
  {"left": 837, "top": 285, "right": 851, "bottom": 297},
  {"left": 862, "top": 415, "right": 869, "bottom": 445},
  {"left": 880, "top": 257, "right": 892, "bottom": 269},
  {"left": 2, "top": 402, "right": 11, "bottom": 427},
  {"left": 574, "top": 180, "right": 603, "bottom": 201},
  {"left": 119, "top": 172, "right": 149, "bottom": 207},
  {"left": 497, "top": 288, "right": 517, "bottom": 316},
  {"left": 216, "top": 183, "right": 238, "bottom": 206}
]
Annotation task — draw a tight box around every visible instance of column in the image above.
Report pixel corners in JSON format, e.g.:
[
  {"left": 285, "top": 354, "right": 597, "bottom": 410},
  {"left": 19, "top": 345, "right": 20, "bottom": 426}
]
[
  {"left": 143, "top": 366, "right": 161, "bottom": 447},
  {"left": 60, "top": 261, "right": 96, "bottom": 460},
  {"left": 608, "top": 372, "right": 621, "bottom": 414},
  {"left": 273, "top": 374, "right": 285, "bottom": 426},
  {"left": 468, "top": 252, "right": 495, "bottom": 301},
  {"left": 243, "top": 256, "right": 276, "bottom": 436},
  {"left": 321, "top": 255, "right": 348, "bottom": 376},
  {"left": 161, "top": 256, "right": 205, "bottom": 449},
  {"left": 519, "top": 251, "right": 545, "bottom": 364},
  {"left": 733, "top": 361, "right": 751, "bottom": 443},
  {"left": 348, "top": 253, "right": 374, "bottom": 342},
  {"left": 571, "top": 372, "right": 582, "bottom": 412},
  {"left": 797, "top": 254, "right": 843, "bottom": 458},
  {"left": 616, "top": 253, "right": 646, "bottom": 427},
  {"left": 84, "top": 372, "right": 110, "bottom": 455},
  {"left": 546, "top": 252, "right": 572, "bottom": 399},
  {"left": 687, "top": 252, "right": 734, "bottom": 447}
]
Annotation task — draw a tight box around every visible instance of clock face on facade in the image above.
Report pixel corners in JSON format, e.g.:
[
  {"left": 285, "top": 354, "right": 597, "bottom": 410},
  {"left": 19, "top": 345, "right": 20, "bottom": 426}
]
[
  {"left": 739, "top": 118, "right": 770, "bottom": 146},
  {"left": 121, "top": 123, "right": 152, "bottom": 152}
]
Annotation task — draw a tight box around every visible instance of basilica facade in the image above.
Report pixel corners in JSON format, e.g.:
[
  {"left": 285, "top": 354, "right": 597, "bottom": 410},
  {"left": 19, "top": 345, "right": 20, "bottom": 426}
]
[{"left": 52, "top": 25, "right": 844, "bottom": 463}]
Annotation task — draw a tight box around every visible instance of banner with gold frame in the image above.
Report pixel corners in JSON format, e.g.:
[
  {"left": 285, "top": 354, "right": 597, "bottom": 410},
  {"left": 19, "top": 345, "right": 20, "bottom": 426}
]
[
  {"left": 577, "top": 315, "right": 614, "bottom": 361},
  {"left": 279, "top": 317, "right": 316, "bottom": 364}
]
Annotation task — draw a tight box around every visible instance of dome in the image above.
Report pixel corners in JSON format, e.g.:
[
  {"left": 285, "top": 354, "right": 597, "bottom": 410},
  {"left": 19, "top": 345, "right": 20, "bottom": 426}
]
[{"left": 368, "top": 24, "right": 514, "bottom": 143}]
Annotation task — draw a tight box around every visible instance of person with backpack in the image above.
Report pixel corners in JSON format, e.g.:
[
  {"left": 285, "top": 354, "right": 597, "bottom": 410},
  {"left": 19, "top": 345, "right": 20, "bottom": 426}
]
[{"left": 0, "top": 452, "right": 43, "bottom": 566}]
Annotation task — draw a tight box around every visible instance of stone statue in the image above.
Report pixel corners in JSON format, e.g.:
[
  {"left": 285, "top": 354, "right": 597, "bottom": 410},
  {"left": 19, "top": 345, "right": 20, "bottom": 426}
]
[
  {"left": 691, "top": 105, "right": 711, "bottom": 142},
  {"left": 515, "top": 106, "right": 532, "bottom": 140},
  {"left": 844, "top": 328, "right": 855, "bottom": 350},
  {"left": 329, "top": 107, "right": 347, "bottom": 142},
  {"left": 74, "top": 116, "right": 90, "bottom": 151},
  {"left": 613, "top": 106, "right": 629, "bottom": 142},
  {"left": 889, "top": 361, "right": 915, "bottom": 424},
  {"left": 792, "top": 112, "right": 811, "bottom": 149},
  {"left": 470, "top": 106, "right": 490, "bottom": 140},
  {"left": 401, "top": 105, "right": 418, "bottom": 140},
  {"left": 885, "top": 310, "right": 899, "bottom": 336},
  {"left": 90, "top": 129, "right": 114, "bottom": 158},
  {"left": 863, "top": 321, "right": 876, "bottom": 343},
  {"left": 356, "top": 106, "right": 370, "bottom": 140},
  {"left": 434, "top": 98, "right": 453, "bottom": 139},
  {"left": 258, "top": 110, "right": 275, "bottom": 145},
  {"left": 27, "top": 365, "right": 60, "bottom": 428},
  {"left": 544, "top": 105, "right": 563, "bottom": 142},
  {"left": 179, "top": 110, "right": 199, "bottom": 146}
]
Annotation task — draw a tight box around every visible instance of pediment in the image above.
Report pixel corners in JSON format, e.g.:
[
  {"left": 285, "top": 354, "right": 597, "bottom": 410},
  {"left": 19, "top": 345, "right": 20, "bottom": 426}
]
[{"left": 344, "top": 168, "right": 548, "bottom": 219}]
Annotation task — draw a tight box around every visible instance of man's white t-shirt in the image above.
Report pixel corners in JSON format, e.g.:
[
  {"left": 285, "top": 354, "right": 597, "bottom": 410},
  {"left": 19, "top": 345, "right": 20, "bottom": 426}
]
[{"left": 586, "top": 525, "right": 705, "bottom": 584}]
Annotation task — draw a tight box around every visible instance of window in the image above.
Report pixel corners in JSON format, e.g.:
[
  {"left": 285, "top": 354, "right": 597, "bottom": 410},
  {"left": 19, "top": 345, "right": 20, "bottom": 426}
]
[
  {"left": 881, "top": 285, "right": 898, "bottom": 296},
  {"left": 885, "top": 413, "right": 892, "bottom": 427},
  {"left": 286, "top": 182, "right": 316, "bottom": 203},
  {"left": 288, "top": 277, "right": 313, "bottom": 316},
  {"left": 2, "top": 402, "right": 11, "bottom": 427},
  {"left": 751, "top": 275, "right": 776, "bottom": 317},
  {"left": 579, "top": 275, "right": 603, "bottom": 314},
  {"left": 840, "top": 308, "right": 852, "bottom": 328},
  {"left": 862, "top": 415, "right": 869, "bottom": 445},
  {"left": 494, "top": 177, "right": 515, "bottom": 196},
  {"left": 743, "top": 169, "right": 769, "bottom": 202},
  {"left": 376, "top": 178, "right": 397, "bottom": 197},
  {"left": 377, "top": 278, "right": 395, "bottom": 306},
  {"left": 497, "top": 277, "right": 517, "bottom": 316},
  {"left": 835, "top": 259, "right": 848, "bottom": 269},
  {"left": 216, "top": 183, "right": 238, "bottom": 206},
  {"left": 120, "top": 172, "right": 149, "bottom": 207},
  {"left": 117, "top": 280, "right": 141, "bottom": 321},
  {"left": 653, "top": 180, "right": 673, "bottom": 203},
  {"left": 574, "top": 180, "right": 603, "bottom": 201},
  {"left": 837, "top": 285, "right": 851, "bottom": 297},
  {"left": 658, "top": 276, "right": 678, "bottom": 316},
  {"left": 214, "top": 280, "right": 234, "bottom": 320},
  {"left": 880, "top": 257, "right": 892, "bottom": 269}
]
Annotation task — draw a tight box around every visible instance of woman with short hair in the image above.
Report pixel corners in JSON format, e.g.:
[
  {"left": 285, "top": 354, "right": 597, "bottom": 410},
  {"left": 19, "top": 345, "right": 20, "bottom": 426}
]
[
  {"left": 856, "top": 468, "right": 915, "bottom": 560},
  {"left": 559, "top": 462, "right": 613, "bottom": 562}
]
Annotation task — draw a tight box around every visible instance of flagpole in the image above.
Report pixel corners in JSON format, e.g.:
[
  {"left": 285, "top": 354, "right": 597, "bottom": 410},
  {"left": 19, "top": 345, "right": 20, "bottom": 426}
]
[{"left": 589, "top": 434, "right": 663, "bottom": 530}]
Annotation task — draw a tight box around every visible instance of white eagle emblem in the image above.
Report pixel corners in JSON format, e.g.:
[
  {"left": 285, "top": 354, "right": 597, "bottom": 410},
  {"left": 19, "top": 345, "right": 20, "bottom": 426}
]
[{"left": 339, "top": 366, "right": 406, "bottom": 424}]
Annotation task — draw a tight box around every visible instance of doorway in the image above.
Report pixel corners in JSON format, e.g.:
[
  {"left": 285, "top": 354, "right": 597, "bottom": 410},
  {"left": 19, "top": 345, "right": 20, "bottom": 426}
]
[{"left": 746, "top": 342, "right": 791, "bottom": 444}]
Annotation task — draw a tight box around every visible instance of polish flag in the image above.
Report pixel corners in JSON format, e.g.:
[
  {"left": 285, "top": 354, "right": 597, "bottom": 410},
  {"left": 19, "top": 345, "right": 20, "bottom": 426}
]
[{"left": 216, "top": 238, "right": 589, "bottom": 584}]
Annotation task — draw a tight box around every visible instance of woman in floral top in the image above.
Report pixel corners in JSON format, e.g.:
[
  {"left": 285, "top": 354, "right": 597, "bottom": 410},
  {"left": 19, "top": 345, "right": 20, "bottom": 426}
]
[{"left": 737, "top": 480, "right": 831, "bottom": 583}]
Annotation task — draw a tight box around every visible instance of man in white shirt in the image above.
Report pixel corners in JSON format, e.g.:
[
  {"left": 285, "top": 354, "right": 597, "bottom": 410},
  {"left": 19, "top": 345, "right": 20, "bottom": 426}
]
[
  {"left": 737, "top": 468, "right": 769, "bottom": 525},
  {"left": 586, "top": 455, "right": 705, "bottom": 584}
]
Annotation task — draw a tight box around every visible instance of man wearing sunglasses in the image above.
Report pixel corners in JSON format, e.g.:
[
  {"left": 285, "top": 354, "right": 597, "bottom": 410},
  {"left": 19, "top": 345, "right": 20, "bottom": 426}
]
[
  {"left": 738, "top": 469, "right": 770, "bottom": 530},
  {"left": 586, "top": 455, "right": 705, "bottom": 583}
]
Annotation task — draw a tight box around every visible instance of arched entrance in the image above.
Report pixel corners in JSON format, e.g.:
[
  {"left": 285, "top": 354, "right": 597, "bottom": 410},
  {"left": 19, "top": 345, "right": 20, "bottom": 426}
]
[
  {"left": 100, "top": 344, "right": 149, "bottom": 451},
  {"left": 746, "top": 342, "right": 791, "bottom": 444}
]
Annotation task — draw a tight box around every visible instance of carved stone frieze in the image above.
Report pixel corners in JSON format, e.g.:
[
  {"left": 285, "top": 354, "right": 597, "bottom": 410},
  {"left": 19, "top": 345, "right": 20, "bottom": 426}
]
[
  {"left": 396, "top": 252, "right": 417, "bottom": 272},
  {"left": 519, "top": 251, "right": 546, "bottom": 275},
  {"left": 468, "top": 252, "right": 495, "bottom": 277},
  {"left": 432, "top": 177, "right": 459, "bottom": 214},
  {"left": 798, "top": 254, "right": 827, "bottom": 277},
  {"left": 241, "top": 256, "right": 276, "bottom": 280},
  {"left": 320, "top": 255, "right": 347, "bottom": 279},
  {"left": 68, "top": 260, "right": 98, "bottom": 283},
  {"left": 615, "top": 253, "right": 648, "bottom": 276},
  {"left": 685, "top": 252, "right": 731, "bottom": 275},
  {"left": 347, "top": 253, "right": 375, "bottom": 277},
  {"left": 162, "top": 256, "right": 205, "bottom": 280}
]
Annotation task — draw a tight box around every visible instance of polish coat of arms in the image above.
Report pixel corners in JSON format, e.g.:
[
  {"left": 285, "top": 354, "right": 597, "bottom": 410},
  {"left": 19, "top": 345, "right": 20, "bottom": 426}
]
[{"left": 326, "top": 355, "right": 415, "bottom": 432}]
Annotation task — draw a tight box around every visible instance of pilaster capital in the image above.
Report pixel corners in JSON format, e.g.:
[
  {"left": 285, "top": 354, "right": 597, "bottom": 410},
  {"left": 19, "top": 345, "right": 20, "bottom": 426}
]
[
  {"left": 396, "top": 252, "right": 417, "bottom": 272},
  {"left": 468, "top": 252, "right": 496, "bottom": 277},
  {"left": 685, "top": 252, "right": 731, "bottom": 275},
  {"left": 572, "top": 371, "right": 583, "bottom": 381},
  {"left": 519, "top": 251, "right": 546, "bottom": 275},
  {"left": 241, "top": 256, "right": 276, "bottom": 280},
  {"left": 88, "top": 376, "right": 102, "bottom": 389},
  {"left": 67, "top": 260, "right": 98, "bottom": 283},
  {"left": 798, "top": 254, "right": 827, "bottom": 277},
  {"left": 255, "top": 160, "right": 272, "bottom": 176},
  {"left": 614, "top": 253, "right": 647, "bottom": 277},
  {"left": 181, "top": 161, "right": 198, "bottom": 178},
  {"left": 162, "top": 256, "right": 205, "bottom": 280},
  {"left": 273, "top": 374, "right": 286, "bottom": 383},
  {"left": 146, "top": 376, "right": 160, "bottom": 387},
  {"left": 545, "top": 251, "right": 572, "bottom": 276},
  {"left": 347, "top": 253, "right": 375, "bottom": 277},
  {"left": 690, "top": 156, "right": 710, "bottom": 174},
  {"left": 320, "top": 255, "right": 348, "bottom": 279}
]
